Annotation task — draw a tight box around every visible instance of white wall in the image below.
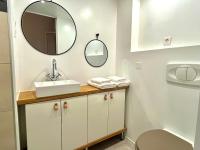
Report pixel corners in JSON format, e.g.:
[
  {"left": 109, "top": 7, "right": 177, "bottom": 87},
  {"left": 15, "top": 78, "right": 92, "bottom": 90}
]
[
  {"left": 194, "top": 102, "right": 200, "bottom": 150},
  {"left": 132, "top": 0, "right": 200, "bottom": 51},
  {"left": 11, "top": 0, "right": 117, "bottom": 92},
  {"left": 117, "top": 0, "right": 200, "bottom": 144}
]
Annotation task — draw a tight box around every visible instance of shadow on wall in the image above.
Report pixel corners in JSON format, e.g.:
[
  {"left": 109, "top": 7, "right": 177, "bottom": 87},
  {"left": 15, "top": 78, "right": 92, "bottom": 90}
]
[{"left": 0, "top": 0, "right": 7, "bottom": 12}]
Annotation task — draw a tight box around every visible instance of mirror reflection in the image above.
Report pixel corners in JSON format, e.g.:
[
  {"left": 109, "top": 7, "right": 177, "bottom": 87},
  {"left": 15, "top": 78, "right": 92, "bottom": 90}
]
[
  {"left": 85, "top": 39, "right": 108, "bottom": 67},
  {"left": 21, "top": 1, "right": 77, "bottom": 55}
]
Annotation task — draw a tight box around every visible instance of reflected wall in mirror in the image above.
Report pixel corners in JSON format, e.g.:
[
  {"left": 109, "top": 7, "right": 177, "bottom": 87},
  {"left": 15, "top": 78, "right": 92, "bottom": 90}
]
[
  {"left": 21, "top": 1, "right": 77, "bottom": 55},
  {"left": 85, "top": 35, "right": 108, "bottom": 67}
]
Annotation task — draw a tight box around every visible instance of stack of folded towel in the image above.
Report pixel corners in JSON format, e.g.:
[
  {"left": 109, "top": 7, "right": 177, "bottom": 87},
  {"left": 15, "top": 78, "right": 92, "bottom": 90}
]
[
  {"left": 88, "top": 76, "right": 130, "bottom": 89},
  {"left": 107, "top": 76, "right": 130, "bottom": 87},
  {"left": 88, "top": 77, "right": 116, "bottom": 89}
]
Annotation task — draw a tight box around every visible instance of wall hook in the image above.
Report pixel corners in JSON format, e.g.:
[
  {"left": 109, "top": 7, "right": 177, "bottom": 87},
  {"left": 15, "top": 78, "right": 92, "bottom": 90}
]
[{"left": 96, "top": 33, "right": 100, "bottom": 39}]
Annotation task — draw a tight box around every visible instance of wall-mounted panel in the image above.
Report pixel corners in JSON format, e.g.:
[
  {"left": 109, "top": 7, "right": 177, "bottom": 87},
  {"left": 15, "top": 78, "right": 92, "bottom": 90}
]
[
  {"left": 0, "top": 64, "right": 13, "bottom": 111},
  {"left": 167, "top": 63, "right": 200, "bottom": 86},
  {"left": 0, "top": 111, "right": 16, "bottom": 150},
  {"left": 0, "top": 11, "right": 10, "bottom": 63}
]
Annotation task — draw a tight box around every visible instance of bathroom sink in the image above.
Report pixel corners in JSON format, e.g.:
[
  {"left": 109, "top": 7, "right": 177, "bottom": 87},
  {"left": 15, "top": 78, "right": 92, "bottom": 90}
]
[{"left": 34, "top": 80, "right": 80, "bottom": 98}]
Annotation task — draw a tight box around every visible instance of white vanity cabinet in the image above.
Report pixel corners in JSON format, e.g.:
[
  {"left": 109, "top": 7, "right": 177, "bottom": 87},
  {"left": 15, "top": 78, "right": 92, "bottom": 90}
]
[
  {"left": 25, "top": 88, "right": 126, "bottom": 150},
  {"left": 88, "top": 92, "right": 109, "bottom": 142},
  {"left": 108, "top": 89, "right": 125, "bottom": 134},
  {"left": 26, "top": 100, "right": 62, "bottom": 150},
  {"left": 88, "top": 89, "right": 126, "bottom": 143},
  {"left": 26, "top": 96, "right": 87, "bottom": 150},
  {"left": 61, "top": 96, "right": 87, "bottom": 150}
]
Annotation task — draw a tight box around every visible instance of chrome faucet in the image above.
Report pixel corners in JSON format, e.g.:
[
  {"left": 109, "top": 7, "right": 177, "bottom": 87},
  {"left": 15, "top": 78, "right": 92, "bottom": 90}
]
[{"left": 47, "top": 59, "right": 61, "bottom": 81}]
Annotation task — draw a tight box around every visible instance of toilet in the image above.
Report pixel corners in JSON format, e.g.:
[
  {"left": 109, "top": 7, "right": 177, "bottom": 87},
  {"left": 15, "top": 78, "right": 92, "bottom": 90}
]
[{"left": 135, "top": 129, "right": 193, "bottom": 150}]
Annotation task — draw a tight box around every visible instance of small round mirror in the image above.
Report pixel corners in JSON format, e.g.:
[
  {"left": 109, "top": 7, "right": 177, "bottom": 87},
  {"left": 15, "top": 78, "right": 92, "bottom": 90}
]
[
  {"left": 85, "top": 36, "right": 108, "bottom": 67},
  {"left": 21, "top": 1, "right": 77, "bottom": 55}
]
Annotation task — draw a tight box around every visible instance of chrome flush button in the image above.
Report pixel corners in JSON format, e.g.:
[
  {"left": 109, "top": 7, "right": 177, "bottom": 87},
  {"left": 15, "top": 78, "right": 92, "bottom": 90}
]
[
  {"left": 176, "top": 67, "right": 187, "bottom": 81},
  {"left": 187, "top": 67, "right": 197, "bottom": 81}
]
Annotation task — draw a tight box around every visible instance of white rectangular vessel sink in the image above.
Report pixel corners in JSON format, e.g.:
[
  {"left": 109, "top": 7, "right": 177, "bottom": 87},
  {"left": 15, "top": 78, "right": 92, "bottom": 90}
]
[{"left": 34, "top": 80, "right": 80, "bottom": 98}]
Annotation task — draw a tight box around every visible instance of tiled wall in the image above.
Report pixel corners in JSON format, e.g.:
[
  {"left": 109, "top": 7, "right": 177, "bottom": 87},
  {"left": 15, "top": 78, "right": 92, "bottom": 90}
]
[
  {"left": 0, "top": 0, "right": 7, "bottom": 12},
  {"left": 0, "top": 11, "right": 16, "bottom": 150}
]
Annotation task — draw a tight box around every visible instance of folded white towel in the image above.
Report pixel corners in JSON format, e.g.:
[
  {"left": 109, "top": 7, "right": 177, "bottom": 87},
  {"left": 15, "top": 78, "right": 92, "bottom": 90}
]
[
  {"left": 88, "top": 80, "right": 116, "bottom": 89},
  {"left": 113, "top": 80, "right": 130, "bottom": 87},
  {"left": 107, "top": 76, "right": 126, "bottom": 82},
  {"left": 91, "top": 77, "right": 111, "bottom": 84}
]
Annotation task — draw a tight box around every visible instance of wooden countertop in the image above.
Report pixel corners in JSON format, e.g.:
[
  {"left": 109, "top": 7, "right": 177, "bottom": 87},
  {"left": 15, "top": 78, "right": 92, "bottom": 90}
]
[{"left": 17, "top": 85, "right": 129, "bottom": 106}]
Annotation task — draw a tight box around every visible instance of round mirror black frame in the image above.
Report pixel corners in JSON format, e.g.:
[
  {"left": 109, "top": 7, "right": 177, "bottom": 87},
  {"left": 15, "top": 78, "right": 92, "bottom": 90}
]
[
  {"left": 21, "top": 1, "right": 77, "bottom": 55},
  {"left": 84, "top": 36, "right": 108, "bottom": 68}
]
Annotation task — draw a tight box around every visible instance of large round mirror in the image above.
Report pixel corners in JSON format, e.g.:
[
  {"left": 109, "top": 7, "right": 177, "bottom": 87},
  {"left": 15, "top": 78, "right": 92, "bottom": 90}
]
[
  {"left": 21, "top": 1, "right": 77, "bottom": 55},
  {"left": 85, "top": 36, "right": 108, "bottom": 67}
]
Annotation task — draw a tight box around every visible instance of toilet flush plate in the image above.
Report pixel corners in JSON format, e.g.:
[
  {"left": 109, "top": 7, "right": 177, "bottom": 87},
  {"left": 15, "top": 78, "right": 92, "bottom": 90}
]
[{"left": 167, "top": 63, "right": 200, "bottom": 86}]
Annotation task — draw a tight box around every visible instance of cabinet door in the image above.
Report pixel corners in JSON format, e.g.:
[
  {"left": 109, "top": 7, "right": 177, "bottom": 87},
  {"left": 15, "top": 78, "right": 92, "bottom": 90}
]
[
  {"left": 108, "top": 90, "right": 125, "bottom": 134},
  {"left": 61, "top": 96, "right": 87, "bottom": 150},
  {"left": 26, "top": 100, "right": 61, "bottom": 150},
  {"left": 88, "top": 92, "right": 109, "bottom": 143}
]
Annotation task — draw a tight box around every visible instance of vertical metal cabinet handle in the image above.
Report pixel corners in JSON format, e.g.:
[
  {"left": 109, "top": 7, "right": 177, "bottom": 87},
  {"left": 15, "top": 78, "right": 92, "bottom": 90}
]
[
  {"left": 63, "top": 102, "right": 68, "bottom": 109},
  {"left": 110, "top": 93, "right": 114, "bottom": 99},
  {"left": 53, "top": 103, "right": 59, "bottom": 111},
  {"left": 104, "top": 94, "right": 108, "bottom": 101}
]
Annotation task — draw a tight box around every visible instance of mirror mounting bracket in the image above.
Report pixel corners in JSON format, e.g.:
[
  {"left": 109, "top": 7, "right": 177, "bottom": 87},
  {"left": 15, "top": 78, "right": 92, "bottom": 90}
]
[{"left": 96, "top": 33, "right": 99, "bottom": 39}]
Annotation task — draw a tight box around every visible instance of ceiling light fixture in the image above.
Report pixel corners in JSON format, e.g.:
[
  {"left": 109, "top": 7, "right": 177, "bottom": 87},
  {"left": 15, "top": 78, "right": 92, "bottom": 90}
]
[{"left": 40, "top": 0, "right": 46, "bottom": 3}]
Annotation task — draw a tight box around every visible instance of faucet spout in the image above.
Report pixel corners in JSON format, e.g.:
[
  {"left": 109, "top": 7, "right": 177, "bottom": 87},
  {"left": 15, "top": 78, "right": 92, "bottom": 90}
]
[
  {"left": 52, "top": 59, "right": 57, "bottom": 78},
  {"left": 47, "top": 59, "right": 62, "bottom": 81}
]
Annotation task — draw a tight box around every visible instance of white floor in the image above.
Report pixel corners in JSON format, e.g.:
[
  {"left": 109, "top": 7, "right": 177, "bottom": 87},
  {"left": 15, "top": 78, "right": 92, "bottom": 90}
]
[{"left": 89, "top": 136, "right": 135, "bottom": 150}]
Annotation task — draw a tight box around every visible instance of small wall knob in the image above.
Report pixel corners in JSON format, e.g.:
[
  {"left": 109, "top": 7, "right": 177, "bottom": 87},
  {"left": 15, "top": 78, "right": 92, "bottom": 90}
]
[
  {"left": 110, "top": 93, "right": 113, "bottom": 99},
  {"left": 63, "top": 102, "right": 68, "bottom": 109},
  {"left": 53, "top": 103, "right": 59, "bottom": 111},
  {"left": 104, "top": 94, "right": 108, "bottom": 101}
]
